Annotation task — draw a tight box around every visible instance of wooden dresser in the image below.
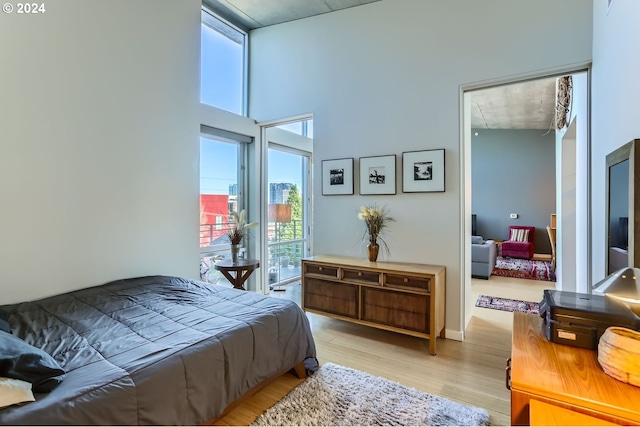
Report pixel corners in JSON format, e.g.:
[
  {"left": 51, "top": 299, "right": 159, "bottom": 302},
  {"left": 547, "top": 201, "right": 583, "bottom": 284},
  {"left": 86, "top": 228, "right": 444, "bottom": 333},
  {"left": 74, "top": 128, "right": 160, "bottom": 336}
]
[
  {"left": 509, "top": 312, "right": 640, "bottom": 425},
  {"left": 301, "top": 255, "right": 445, "bottom": 355}
]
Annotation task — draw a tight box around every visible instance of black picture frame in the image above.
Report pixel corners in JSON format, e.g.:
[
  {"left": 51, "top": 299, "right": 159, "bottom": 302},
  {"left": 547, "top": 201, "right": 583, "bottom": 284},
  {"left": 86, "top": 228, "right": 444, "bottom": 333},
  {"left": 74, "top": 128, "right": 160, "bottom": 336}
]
[
  {"left": 322, "top": 158, "right": 354, "bottom": 195},
  {"left": 359, "top": 155, "right": 396, "bottom": 195},
  {"left": 402, "top": 149, "right": 445, "bottom": 193}
]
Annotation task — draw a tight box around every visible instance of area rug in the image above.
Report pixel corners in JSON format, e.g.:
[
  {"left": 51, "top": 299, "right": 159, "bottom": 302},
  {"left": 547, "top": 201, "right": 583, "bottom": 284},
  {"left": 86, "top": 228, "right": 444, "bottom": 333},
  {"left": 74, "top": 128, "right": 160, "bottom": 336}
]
[
  {"left": 475, "top": 295, "right": 540, "bottom": 314},
  {"left": 251, "top": 363, "right": 490, "bottom": 426},
  {"left": 492, "top": 255, "right": 556, "bottom": 282}
]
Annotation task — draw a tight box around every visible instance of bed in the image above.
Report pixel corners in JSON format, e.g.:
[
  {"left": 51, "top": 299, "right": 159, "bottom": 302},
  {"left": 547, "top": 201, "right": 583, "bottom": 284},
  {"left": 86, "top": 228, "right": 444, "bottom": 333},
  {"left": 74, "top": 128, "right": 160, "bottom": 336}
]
[{"left": 0, "top": 275, "right": 318, "bottom": 425}]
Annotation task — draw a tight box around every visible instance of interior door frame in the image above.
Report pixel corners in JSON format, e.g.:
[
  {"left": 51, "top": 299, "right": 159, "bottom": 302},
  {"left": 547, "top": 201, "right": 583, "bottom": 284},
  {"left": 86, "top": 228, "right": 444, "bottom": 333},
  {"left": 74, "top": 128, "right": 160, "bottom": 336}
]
[{"left": 459, "top": 63, "right": 592, "bottom": 333}]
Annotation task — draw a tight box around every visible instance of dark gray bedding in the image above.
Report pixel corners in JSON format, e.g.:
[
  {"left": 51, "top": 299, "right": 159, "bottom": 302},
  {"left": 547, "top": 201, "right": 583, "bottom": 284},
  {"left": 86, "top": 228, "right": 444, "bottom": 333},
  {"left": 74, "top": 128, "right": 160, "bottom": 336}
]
[{"left": 0, "top": 275, "right": 317, "bottom": 425}]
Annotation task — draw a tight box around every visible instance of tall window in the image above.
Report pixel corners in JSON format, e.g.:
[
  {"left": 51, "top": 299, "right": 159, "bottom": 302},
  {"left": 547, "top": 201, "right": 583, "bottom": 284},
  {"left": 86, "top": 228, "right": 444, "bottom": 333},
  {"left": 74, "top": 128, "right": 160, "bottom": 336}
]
[
  {"left": 199, "top": 127, "right": 251, "bottom": 285},
  {"left": 201, "top": 9, "right": 246, "bottom": 115},
  {"left": 199, "top": 137, "right": 240, "bottom": 249}
]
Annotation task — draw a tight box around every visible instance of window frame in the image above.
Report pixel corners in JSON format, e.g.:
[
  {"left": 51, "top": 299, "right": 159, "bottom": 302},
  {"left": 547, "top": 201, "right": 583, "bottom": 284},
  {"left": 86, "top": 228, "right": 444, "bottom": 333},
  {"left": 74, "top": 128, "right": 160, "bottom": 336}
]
[
  {"left": 200, "top": 7, "right": 248, "bottom": 116},
  {"left": 199, "top": 132, "right": 249, "bottom": 256}
]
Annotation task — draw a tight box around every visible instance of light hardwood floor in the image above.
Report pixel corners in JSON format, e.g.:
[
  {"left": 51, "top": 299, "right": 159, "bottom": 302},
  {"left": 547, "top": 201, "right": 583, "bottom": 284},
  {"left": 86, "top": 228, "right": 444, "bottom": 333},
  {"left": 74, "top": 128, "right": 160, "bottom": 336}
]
[{"left": 214, "top": 275, "right": 554, "bottom": 426}]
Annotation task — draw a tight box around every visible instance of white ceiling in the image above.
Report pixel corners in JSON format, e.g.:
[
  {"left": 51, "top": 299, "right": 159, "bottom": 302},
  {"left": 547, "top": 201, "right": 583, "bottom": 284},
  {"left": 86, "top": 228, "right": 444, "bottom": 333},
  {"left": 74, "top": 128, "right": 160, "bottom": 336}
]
[{"left": 202, "top": 0, "right": 560, "bottom": 130}]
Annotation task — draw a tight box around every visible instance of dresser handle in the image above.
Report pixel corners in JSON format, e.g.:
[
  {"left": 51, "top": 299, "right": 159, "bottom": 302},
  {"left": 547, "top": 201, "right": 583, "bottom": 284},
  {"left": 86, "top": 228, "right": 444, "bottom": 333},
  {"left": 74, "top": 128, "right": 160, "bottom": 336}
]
[
  {"left": 505, "top": 358, "right": 512, "bottom": 390},
  {"left": 403, "top": 278, "right": 409, "bottom": 283},
  {"left": 318, "top": 267, "right": 323, "bottom": 271},
  {"left": 358, "top": 272, "right": 362, "bottom": 276}
]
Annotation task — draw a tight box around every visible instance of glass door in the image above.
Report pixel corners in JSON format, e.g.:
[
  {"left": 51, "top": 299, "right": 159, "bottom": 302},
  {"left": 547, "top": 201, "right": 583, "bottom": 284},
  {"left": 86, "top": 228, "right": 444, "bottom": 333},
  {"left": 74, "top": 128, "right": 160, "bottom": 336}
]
[{"left": 267, "top": 143, "right": 311, "bottom": 290}]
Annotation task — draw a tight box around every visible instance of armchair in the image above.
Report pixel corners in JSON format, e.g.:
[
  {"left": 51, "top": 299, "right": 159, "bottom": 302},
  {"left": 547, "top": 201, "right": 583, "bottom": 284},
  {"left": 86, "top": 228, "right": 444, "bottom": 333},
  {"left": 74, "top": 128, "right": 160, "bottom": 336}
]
[
  {"left": 471, "top": 236, "right": 497, "bottom": 279},
  {"left": 501, "top": 226, "right": 535, "bottom": 259}
]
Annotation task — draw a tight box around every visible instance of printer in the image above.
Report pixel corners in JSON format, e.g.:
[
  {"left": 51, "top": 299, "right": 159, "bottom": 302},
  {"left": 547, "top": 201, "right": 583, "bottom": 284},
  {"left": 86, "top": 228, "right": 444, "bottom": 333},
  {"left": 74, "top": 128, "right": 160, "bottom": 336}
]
[{"left": 539, "top": 289, "right": 640, "bottom": 350}]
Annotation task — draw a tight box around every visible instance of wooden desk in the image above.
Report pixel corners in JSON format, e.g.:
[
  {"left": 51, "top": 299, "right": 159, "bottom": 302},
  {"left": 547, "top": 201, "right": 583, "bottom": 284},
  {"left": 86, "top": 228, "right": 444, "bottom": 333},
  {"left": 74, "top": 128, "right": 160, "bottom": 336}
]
[
  {"left": 214, "top": 259, "right": 260, "bottom": 290},
  {"left": 510, "top": 312, "right": 640, "bottom": 425}
]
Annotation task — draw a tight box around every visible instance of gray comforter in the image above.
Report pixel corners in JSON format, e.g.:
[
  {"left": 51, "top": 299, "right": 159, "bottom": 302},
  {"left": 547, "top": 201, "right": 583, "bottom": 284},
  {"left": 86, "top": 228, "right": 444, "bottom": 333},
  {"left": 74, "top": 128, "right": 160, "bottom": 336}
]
[{"left": 0, "top": 275, "right": 317, "bottom": 425}]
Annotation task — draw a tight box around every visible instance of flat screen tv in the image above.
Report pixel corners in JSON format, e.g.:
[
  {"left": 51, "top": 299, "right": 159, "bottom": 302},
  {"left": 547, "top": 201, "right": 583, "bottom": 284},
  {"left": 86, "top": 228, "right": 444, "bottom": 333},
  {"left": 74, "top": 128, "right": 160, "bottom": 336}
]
[{"left": 605, "top": 139, "right": 640, "bottom": 275}]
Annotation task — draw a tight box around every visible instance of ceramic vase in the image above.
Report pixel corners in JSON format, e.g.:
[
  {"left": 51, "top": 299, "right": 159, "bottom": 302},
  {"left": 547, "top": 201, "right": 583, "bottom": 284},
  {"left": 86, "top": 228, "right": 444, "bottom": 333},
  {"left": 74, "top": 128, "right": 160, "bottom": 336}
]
[{"left": 367, "top": 241, "right": 379, "bottom": 262}]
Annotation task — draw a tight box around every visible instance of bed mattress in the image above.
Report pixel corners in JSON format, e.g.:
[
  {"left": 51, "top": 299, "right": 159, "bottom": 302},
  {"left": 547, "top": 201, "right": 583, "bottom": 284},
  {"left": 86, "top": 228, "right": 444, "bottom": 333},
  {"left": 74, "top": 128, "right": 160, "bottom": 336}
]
[{"left": 0, "top": 275, "right": 317, "bottom": 425}]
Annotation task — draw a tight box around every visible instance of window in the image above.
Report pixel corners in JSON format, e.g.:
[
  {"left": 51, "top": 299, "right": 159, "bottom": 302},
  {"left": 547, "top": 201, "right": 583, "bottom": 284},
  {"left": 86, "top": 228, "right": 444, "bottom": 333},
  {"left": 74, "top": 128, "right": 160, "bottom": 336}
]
[
  {"left": 201, "top": 9, "right": 246, "bottom": 115},
  {"left": 277, "top": 119, "right": 314, "bottom": 138},
  {"left": 199, "top": 137, "right": 240, "bottom": 249},
  {"left": 265, "top": 118, "right": 313, "bottom": 291},
  {"left": 199, "top": 126, "right": 252, "bottom": 286},
  {"left": 267, "top": 148, "right": 309, "bottom": 288}
]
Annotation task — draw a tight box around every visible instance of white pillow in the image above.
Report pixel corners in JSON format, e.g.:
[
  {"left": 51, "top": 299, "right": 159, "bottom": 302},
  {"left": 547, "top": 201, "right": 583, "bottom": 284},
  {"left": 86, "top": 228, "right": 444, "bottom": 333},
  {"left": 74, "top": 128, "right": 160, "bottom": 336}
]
[
  {"left": 0, "top": 377, "right": 35, "bottom": 409},
  {"left": 509, "top": 229, "right": 529, "bottom": 242}
]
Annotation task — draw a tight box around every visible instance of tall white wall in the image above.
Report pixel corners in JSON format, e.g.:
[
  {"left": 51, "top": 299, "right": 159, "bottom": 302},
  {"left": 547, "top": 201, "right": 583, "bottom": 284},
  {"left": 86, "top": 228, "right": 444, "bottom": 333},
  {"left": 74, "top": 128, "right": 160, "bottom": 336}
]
[
  {"left": 591, "top": 0, "right": 640, "bottom": 284},
  {"left": 560, "top": 125, "right": 577, "bottom": 291},
  {"left": 0, "top": 0, "right": 202, "bottom": 303},
  {"left": 555, "top": 71, "right": 589, "bottom": 293},
  {"left": 249, "top": 0, "right": 592, "bottom": 335}
]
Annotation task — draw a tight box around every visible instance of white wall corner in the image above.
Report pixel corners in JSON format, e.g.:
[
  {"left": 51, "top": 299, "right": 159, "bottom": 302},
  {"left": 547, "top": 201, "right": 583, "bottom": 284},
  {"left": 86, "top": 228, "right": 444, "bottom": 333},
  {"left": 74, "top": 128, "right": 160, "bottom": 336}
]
[{"left": 445, "top": 328, "right": 464, "bottom": 342}]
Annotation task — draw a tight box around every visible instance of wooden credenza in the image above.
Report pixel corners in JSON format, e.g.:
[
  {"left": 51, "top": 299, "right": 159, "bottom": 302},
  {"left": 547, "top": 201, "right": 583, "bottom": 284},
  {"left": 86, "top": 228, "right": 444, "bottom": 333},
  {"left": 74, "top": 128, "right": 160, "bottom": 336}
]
[
  {"left": 510, "top": 312, "right": 640, "bottom": 425},
  {"left": 301, "top": 255, "right": 445, "bottom": 355}
]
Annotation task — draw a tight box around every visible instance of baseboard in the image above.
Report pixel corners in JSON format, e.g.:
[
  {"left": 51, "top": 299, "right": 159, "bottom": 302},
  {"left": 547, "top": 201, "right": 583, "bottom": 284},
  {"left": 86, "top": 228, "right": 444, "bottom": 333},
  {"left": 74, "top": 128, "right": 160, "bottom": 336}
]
[
  {"left": 532, "top": 253, "right": 552, "bottom": 262},
  {"left": 445, "top": 329, "right": 464, "bottom": 341}
]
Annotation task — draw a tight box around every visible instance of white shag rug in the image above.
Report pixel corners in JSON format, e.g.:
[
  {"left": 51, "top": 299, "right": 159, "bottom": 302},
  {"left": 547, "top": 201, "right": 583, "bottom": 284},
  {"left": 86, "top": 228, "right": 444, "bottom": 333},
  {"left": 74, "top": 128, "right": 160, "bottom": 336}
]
[{"left": 252, "top": 363, "right": 490, "bottom": 426}]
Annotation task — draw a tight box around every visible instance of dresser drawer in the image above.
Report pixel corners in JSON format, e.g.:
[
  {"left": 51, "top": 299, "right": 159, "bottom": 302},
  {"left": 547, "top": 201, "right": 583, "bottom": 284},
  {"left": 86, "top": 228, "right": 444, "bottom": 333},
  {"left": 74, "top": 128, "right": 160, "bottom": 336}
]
[
  {"left": 385, "top": 274, "right": 430, "bottom": 293},
  {"left": 342, "top": 269, "right": 380, "bottom": 285},
  {"left": 362, "top": 288, "right": 429, "bottom": 333},
  {"left": 304, "top": 262, "right": 338, "bottom": 278},
  {"left": 303, "top": 278, "right": 357, "bottom": 318}
]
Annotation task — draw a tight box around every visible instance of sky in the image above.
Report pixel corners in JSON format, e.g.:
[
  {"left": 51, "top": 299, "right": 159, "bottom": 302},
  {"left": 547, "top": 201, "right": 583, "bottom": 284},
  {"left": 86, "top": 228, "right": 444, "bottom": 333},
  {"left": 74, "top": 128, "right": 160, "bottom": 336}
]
[
  {"left": 201, "top": 18, "right": 242, "bottom": 113},
  {"left": 200, "top": 138, "right": 238, "bottom": 194},
  {"left": 268, "top": 149, "right": 304, "bottom": 190},
  {"left": 200, "top": 18, "right": 307, "bottom": 196},
  {"left": 200, "top": 138, "right": 304, "bottom": 195}
]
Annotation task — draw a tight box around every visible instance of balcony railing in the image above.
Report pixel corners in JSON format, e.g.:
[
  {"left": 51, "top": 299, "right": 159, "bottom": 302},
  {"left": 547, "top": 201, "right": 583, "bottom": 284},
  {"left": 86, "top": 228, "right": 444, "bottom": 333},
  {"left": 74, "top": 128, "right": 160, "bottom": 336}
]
[
  {"left": 199, "top": 219, "right": 306, "bottom": 288},
  {"left": 267, "top": 239, "right": 305, "bottom": 286},
  {"left": 200, "top": 222, "right": 234, "bottom": 247}
]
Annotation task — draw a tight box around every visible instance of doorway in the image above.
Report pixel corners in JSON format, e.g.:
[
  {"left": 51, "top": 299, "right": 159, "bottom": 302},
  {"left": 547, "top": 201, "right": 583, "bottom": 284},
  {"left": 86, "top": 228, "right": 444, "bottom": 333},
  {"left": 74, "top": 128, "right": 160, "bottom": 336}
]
[
  {"left": 259, "top": 116, "right": 313, "bottom": 294},
  {"left": 461, "top": 68, "right": 590, "bottom": 330}
]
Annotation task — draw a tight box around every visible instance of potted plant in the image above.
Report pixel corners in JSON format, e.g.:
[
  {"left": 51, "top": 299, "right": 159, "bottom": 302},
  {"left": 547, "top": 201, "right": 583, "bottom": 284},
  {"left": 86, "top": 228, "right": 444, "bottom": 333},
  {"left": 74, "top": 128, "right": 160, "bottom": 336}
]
[
  {"left": 358, "top": 204, "right": 395, "bottom": 262},
  {"left": 227, "top": 209, "right": 258, "bottom": 263}
]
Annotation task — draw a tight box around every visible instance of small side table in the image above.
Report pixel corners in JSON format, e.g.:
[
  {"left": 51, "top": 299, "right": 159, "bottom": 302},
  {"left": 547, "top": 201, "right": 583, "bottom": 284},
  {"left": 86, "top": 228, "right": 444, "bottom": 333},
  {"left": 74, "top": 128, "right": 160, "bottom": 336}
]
[{"left": 214, "top": 258, "right": 260, "bottom": 291}]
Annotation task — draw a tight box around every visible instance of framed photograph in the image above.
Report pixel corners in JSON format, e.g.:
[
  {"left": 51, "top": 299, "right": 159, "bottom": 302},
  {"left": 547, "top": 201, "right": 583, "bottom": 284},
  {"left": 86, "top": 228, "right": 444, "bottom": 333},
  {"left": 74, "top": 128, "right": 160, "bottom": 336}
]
[
  {"left": 359, "top": 155, "right": 396, "bottom": 195},
  {"left": 402, "top": 149, "right": 445, "bottom": 193},
  {"left": 322, "top": 158, "right": 354, "bottom": 195}
]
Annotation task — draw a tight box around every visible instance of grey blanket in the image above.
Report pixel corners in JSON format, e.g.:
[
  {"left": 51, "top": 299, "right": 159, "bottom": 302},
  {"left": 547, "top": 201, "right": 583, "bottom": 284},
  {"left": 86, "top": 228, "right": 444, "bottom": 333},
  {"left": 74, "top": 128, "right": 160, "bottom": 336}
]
[{"left": 0, "top": 276, "right": 317, "bottom": 425}]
